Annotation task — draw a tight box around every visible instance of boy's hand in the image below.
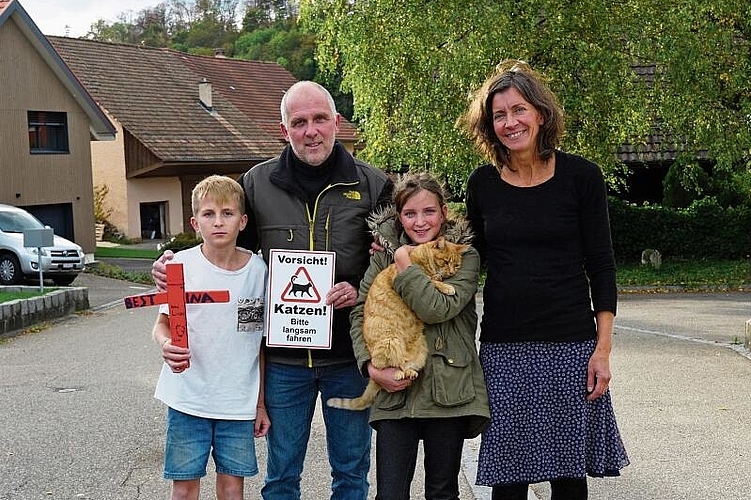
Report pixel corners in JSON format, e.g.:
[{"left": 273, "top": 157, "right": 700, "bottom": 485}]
[
  {"left": 152, "top": 250, "right": 174, "bottom": 291},
  {"left": 160, "top": 338, "right": 190, "bottom": 373},
  {"left": 254, "top": 407, "right": 270, "bottom": 437}
]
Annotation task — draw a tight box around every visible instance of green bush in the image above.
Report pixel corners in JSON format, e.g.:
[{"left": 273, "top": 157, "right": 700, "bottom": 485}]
[
  {"left": 662, "top": 162, "right": 710, "bottom": 209},
  {"left": 609, "top": 196, "right": 751, "bottom": 262},
  {"left": 158, "top": 232, "right": 203, "bottom": 253},
  {"left": 447, "top": 202, "right": 466, "bottom": 218}
]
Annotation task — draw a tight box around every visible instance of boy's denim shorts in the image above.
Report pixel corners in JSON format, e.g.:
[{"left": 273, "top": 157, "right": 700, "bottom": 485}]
[{"left": 164, "top": 407, "right": 258, "bottom": 480}]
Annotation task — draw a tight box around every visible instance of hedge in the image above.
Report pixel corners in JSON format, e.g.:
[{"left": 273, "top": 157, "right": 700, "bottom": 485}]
[
  {"left": 449, "top": 199, "right": 750, "bottom": 263},
  {"left": 608, "top": 197, "right": 751, "bottom": 262}
]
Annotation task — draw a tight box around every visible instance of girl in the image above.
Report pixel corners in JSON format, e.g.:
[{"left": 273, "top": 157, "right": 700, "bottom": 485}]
[{"left": 350, "top": 172, "right": 489, "bottom": 500}]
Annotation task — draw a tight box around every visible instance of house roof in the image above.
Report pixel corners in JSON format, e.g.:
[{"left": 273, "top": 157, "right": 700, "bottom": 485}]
[
  {"left": 617, "top": 64, "right": 709, "bottom": 165},
  {"left": 0, "top": 0, "right": 116, "bottom": 141},
  {"left": 177, "top": 53, "right": 359, "bottom": 143},
  {"left": 48, "top": 37, "right": 359, "bottom": 165},
  {"left": 50, "top": 37, "right": 283, "bottom": 163}
]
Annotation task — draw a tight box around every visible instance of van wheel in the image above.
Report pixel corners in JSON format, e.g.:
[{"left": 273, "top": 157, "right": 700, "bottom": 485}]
[{"left": 0, "top": 253, "right": 22, "bottom": 285}]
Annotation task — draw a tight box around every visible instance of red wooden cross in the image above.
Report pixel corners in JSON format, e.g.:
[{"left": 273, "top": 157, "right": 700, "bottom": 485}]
[{"left": 123, "top": 263, "right": 230, "bottom": 368}]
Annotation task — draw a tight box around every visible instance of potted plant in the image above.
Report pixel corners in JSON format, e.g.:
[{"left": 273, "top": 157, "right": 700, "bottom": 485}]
[{"left": 93, "top": 184, "right": 113, "bottom": 242}]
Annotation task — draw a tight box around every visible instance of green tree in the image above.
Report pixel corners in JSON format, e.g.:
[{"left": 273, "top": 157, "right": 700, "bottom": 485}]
[
  {"left": 86, "top": 19, "right": 138, "bottom": 43},
  {"left": 635, "top": 2, "right": 751, "bottom": 205},
  {"left": 86, "top": 0, "right": 240, "bottom": 53},
  {"left": 300, "top": 0, "right": 750, "bottom": 200},
  {"left": 235, "top": 21, "right": 317, "bottom": 79},
  {"left": 135, "top": 4, "right": 171, "bottom": 47}
]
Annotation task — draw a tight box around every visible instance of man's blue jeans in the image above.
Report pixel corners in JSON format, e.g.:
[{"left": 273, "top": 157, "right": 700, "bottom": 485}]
[{"left": 261, "top": 361, "right": 372, "bottom": 500}]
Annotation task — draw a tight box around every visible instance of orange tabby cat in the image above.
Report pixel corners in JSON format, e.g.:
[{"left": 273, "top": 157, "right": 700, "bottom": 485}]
[{"left": 327, "top": 237, "right": 468, "bottom": 410}]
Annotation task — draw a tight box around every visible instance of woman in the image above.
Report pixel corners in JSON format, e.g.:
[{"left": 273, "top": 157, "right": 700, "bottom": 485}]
[
  {"left": 350, "top": 172, "right": 490, "bottom": 500},
  {"left": 457, "top": 60, "right": 629, "bottom": 499}
]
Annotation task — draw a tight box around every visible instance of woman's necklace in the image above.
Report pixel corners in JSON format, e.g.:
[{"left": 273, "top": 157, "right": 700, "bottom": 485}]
[{"left": 502, "top": 158, "right": 554, "bottom": 187}]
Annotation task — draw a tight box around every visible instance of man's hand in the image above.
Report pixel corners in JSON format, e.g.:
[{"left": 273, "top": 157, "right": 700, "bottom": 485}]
[
  {"left": 151, "top": 250, "right": 174, "bottom": 291},
  {"left": 369, "top": 240, "right": 385, "bottom": 256},
  {"left": 326, "top": 281, "right": 358, "bottom": 309}
]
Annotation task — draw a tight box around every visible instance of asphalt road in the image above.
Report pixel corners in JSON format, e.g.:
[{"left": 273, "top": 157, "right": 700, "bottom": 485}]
[{"left": 1, "top": 277, "right": 750, "bottom": 499}]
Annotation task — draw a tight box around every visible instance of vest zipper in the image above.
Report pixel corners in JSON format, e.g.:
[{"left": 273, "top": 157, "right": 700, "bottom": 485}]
[{"left": 305, "top": 180, "right": 359, "bottom": 367}]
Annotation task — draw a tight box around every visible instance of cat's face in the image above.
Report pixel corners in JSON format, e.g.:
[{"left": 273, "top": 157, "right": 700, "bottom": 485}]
[
  {"left": 412, "top": 238, "right": 467, "bottom": 279},
  {"left": 398, "top": 189, "right": 448, "bottom": 244}
]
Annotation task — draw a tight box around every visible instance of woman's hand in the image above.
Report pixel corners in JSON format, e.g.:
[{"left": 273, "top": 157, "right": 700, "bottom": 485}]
[{"left": 586, "top": 349, "right": 611, "bottom": 401}]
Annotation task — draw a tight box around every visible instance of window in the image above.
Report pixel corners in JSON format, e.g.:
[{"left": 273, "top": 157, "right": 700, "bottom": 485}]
[{"left": 28, "top": 111, "right": 69, "bottom": 153}]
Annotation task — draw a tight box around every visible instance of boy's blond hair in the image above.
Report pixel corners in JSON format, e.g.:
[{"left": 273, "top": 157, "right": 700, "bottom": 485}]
[{"left": 191, "top": 175, "right": 245, "bottom": 215}]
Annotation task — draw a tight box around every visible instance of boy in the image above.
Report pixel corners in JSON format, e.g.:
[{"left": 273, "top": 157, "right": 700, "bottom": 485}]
[{"left": 152, "top": 175, "right": 269, "bottom": 500}]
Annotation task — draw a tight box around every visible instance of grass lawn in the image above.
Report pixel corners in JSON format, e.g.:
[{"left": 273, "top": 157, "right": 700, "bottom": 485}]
[
  {"left": 94, "top": 246, "right": 161, "bottom": 260},
  {"left": 0, "top": 289, "right": 56, "bottom": 304},
  {"left": 617, "top": 259, "right": 751, "bottom": 291},
  {"left": 474, "top": 258, "right": 750, "bottom": 292}
]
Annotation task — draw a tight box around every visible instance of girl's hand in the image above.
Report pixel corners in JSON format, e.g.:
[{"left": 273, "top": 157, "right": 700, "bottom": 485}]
[
  {"left": 367, "top": 362, "right": 411, "bottom": 392},
  {"left": 394, "top": 245, "right": 415, "bottom": 272}
]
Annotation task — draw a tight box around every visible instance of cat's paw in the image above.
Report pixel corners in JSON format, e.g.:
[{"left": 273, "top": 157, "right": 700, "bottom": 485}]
[
  {"left": 393, "top": 370, "right": 406, "bottom": 381},
  {"left": 435, "top": 283, "right": 456, "bottom": 295},
  {"left": 404, "top": 369, "right": 419, "bottom": 380}
]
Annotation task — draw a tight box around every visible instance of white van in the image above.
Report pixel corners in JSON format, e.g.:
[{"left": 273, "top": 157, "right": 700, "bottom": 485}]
[{"left": 0, "top": 204, "right": 85, "bottom": 286}]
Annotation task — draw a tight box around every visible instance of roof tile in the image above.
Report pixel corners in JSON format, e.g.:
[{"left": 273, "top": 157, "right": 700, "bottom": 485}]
[{"left": 49, "top": 37, "right": 358, "bottom": 163}]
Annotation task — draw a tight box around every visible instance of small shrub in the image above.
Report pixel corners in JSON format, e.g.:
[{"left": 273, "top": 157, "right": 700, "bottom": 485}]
[
  {"left": 447, "top": 202, "right": 466, "bottom": 218},
  {"left": 158, "top": 232, "right": 202, "bottom": 253},
  {"left": 86, "top": 262, "right": 152, "bottom": 285},
  {"left": 93, "top": 184, "right": 114, "bottom": 223}
]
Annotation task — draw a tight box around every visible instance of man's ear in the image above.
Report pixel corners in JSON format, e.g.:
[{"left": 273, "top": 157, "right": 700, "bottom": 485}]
[{"left": 279, "top": 122, "right": 290, "bottom": 142}]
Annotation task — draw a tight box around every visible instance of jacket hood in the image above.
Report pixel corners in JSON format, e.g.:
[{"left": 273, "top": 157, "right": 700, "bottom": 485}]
[{"left": 366, "top": 205, "right": 474, "bottom": 258}]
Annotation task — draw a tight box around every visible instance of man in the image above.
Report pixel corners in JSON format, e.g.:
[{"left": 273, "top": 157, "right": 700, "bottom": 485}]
[{"left": 153, "top": 81, "right": 392, "bottom": 500}]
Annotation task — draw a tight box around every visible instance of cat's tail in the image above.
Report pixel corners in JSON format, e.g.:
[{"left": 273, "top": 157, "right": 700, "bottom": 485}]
[{"left": 326, "top": 379, "right": 380, "bottom": 411}]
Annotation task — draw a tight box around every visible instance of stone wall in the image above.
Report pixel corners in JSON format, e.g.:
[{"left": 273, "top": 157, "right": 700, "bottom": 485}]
[{"left": 0, "top": 286, "right": 89, "bottom": 337}]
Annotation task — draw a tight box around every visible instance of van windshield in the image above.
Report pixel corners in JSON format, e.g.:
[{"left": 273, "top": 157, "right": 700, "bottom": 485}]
[{"left": 0, "top": 210, "right": 45, "bottom": 232}]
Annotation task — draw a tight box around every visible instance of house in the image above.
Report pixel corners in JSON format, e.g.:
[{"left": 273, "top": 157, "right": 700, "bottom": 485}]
[
  {"left": 0, "top": 0, "right": 116, "bottom": 256},
  {"left": 615, "top": 63, "right": 712, "bottom": 205},
  {"left": 47, "top": 37, "right": 360, "bottom": 241}
]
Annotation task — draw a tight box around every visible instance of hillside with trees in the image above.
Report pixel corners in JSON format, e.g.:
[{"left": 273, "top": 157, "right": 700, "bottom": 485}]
[{"left": 83, "top": 0, "right": 750, "bottom": 208}]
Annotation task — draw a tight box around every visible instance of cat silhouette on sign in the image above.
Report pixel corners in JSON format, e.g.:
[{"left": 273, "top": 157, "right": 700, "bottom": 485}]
[{"left": 289, "top": 275, "right": 314, "bottom": 297}]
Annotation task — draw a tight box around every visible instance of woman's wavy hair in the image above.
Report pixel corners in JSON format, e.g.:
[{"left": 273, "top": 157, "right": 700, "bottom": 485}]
[{"left": 457, "top": 60, "right": 565, "bottom": 171}]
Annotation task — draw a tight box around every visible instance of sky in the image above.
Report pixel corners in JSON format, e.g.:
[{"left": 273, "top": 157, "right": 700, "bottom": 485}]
[{"left": 20, "top": 0, "right": 159, "bottom": 38}]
